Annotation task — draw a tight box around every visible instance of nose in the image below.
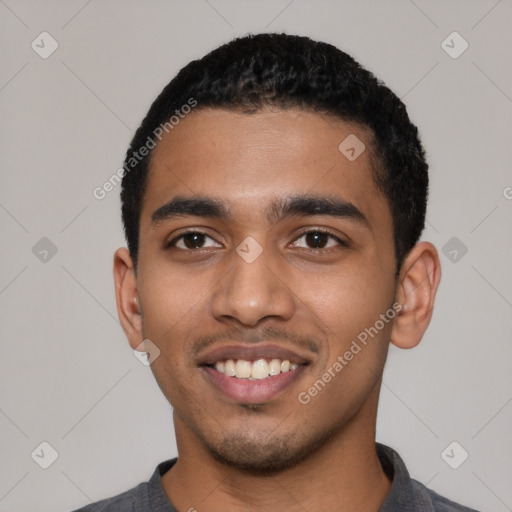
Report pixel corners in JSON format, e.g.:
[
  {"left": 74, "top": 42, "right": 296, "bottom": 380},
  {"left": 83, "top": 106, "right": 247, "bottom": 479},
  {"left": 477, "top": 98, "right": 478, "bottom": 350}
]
[{"left": 210, "top": 244, "right": 296, "bottom": 327}]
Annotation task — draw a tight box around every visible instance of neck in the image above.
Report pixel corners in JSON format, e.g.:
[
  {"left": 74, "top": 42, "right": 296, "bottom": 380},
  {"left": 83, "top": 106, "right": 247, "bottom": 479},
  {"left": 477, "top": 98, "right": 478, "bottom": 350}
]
[{"left": 162, "top": 386, "right": 391, "bottom": 511}]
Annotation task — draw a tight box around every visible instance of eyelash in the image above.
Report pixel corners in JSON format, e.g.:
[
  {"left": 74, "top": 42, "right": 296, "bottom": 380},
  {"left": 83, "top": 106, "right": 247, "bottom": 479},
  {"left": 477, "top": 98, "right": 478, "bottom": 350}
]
[
  {"left": 166, "top": 228, "right": 348, "bottom": 253},
  {"left": 292, "top": 228, "right": 349, "bottom": 251}
]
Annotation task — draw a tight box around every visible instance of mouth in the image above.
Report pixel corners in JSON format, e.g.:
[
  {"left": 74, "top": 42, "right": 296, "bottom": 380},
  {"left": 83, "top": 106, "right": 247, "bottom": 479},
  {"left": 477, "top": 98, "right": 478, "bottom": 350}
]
[{"left": 198, "top": 344, "right": 311, "bottom": 404}]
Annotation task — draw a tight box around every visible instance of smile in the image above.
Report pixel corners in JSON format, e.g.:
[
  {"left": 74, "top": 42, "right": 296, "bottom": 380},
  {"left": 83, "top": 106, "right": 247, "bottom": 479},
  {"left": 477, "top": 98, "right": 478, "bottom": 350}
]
[
  {"left": 210, "top": 358, "right": 299, "bottom": 380},
  {"left": 198, "top": 343, "right": 312, "bottom": 403}
]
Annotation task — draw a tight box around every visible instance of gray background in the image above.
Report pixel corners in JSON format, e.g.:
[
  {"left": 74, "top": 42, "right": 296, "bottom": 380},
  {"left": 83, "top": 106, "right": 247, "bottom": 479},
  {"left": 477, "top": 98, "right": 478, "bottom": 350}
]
[{"left": 1, "top": 1, "right": 511, "bottom": 510}]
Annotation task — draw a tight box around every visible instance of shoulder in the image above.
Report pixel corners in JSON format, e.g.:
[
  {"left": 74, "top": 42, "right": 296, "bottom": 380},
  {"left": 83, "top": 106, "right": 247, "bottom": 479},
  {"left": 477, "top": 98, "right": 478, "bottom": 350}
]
[
  {"left": 376, "top": 444, "right": 480, "bottom": 512},
  {"left": 69, "top": 458, "right": 177, "bottom": 512},
  {"left": 69, "top": 482, "right": 143, "bottom": 511},
  {"left": 410, "top": 478, "right": 481, "bottom": 512}
]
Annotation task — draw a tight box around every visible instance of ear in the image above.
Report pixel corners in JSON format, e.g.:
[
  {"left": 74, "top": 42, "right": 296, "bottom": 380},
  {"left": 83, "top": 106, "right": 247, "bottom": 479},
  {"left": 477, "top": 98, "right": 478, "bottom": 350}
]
[
  {"left": 113, "top": 247, "right": 143, "bottom": 350},
  {"left": 390, "top": 241, "right": 441, "bottom": 349}
]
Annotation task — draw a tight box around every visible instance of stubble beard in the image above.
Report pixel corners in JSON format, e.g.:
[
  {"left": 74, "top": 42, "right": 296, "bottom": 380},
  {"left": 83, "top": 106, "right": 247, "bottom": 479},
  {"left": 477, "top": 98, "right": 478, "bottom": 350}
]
[{"left": 178, "top": 405, "right": 342, "bottom": 476}]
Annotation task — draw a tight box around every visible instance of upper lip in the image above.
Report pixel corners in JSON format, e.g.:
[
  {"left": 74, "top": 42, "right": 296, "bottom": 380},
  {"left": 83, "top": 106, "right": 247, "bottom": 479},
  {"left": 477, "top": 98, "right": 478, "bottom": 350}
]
[{"left": 198, "top": 343, "right": 311, "bottom": 366}]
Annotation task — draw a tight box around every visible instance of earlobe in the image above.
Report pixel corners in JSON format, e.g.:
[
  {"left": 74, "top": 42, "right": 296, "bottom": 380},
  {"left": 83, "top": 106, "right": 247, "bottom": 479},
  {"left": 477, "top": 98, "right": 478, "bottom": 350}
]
[
  {"left": 113, "top": 248, "right": 143, "bottom": 349},
  {"left": 390, "top": 242, "right": 441, "bottom": 349}
]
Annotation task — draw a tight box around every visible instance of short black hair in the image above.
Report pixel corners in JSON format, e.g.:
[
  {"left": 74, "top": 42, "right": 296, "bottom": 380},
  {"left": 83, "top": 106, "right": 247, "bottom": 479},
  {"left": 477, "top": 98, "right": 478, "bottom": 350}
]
[{"left": 121, "top": 33, "right": 428, "bottom": 273}]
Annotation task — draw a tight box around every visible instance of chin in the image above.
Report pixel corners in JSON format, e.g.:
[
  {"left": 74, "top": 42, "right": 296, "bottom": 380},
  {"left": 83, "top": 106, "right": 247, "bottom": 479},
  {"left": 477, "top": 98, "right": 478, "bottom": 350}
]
[{"left": 201, "top": 427, "right": 335, "bottom": 476}]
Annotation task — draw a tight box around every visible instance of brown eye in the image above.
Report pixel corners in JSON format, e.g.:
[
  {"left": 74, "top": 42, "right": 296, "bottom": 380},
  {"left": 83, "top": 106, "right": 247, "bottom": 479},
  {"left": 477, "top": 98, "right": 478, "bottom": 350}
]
[
  {"left": 168, "top": 231, "right": 221, "bottom": 250},
  {"left": 292, "top": 230, "right": 346, "bottom": 250},
  {"left": 304, "top": 232, "right": 330, "bottom": 249}
]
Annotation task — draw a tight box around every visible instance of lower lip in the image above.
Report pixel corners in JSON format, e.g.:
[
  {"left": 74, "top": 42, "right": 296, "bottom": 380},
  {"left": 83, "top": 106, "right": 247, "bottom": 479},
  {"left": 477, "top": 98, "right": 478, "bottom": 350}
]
[{"left": 202, "top": 365, "right": 306, "bottom": 403}]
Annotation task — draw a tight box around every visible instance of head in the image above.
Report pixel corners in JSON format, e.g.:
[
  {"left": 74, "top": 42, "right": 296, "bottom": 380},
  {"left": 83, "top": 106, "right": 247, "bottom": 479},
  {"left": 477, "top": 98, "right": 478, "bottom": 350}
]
[{"left": 114, "top": 33, "right": 440, "bottom": 474}]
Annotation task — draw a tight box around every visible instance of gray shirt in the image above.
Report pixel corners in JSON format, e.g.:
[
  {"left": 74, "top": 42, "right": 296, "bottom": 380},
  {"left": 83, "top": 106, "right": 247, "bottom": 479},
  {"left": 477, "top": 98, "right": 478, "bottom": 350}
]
[{"left": 71, "top": 443, "right": 479, "bottom": 511}]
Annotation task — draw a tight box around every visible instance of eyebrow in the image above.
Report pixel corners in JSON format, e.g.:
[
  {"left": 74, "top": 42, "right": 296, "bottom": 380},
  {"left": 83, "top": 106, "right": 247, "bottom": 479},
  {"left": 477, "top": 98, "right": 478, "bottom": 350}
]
[{"left": 151, "top": 194, "right": 369, "bottom": 227}]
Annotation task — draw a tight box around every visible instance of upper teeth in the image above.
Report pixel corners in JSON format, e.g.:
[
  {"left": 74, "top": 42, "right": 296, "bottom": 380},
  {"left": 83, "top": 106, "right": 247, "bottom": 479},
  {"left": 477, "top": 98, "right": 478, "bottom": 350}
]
[{"left": 214, "top": 359, "right": 299, "bottom": 379}]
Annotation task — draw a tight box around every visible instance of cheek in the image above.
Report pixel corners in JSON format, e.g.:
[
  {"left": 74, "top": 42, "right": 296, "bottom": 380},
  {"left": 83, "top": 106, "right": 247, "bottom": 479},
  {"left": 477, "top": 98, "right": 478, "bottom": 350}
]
[
  {"left": 296, "top": 272, "right": 392, "bottom": 421},
  {"left": 139, "top": 270, "right": 204, "bottom": 405},
  {"left": 139, "top": 265, "right": 209, "bottom": 338},
  {"left": 300, "top": 265, "right": 394, "bottom": 340},
  {"left": 137, "top": 268, "right": 213, "bottom": 399},
  {"left": 297, "top": 265, "right": 394, "bottom": 402}
]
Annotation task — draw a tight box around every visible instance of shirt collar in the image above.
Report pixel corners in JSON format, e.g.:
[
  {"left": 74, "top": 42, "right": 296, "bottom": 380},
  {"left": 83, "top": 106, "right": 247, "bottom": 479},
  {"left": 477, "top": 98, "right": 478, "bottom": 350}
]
[
  {"left": 376, "top": 443, "right": 434, "bottom": 511},
  {"left": 145, "top": 443, "right": 434, "bottom": 511}
]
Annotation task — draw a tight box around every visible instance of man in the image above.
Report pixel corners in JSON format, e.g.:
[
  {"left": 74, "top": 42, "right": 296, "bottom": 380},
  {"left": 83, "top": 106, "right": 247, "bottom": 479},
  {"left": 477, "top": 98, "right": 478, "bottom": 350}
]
[{"left": 73, "top": 33, "right": 479, "bottom": 511}]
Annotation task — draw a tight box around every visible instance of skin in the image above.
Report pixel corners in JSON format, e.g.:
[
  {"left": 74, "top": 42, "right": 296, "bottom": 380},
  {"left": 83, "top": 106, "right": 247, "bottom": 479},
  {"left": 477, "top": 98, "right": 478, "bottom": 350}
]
[{"left": 114, "top": 108, "right": 441, "bottom": 511}]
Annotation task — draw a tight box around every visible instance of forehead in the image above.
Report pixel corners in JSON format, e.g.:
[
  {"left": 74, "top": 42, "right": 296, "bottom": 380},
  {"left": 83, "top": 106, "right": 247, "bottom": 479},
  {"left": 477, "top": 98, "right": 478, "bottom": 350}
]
[{"left": 141, "top": 108, "right": 390, "bottom": 230}]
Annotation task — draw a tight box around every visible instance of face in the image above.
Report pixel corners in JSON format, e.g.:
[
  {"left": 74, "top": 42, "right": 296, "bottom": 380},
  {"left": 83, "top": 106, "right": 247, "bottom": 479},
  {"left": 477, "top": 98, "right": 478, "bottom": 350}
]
[{"left": 130, "top": 108, "right": 398, "bottom": 473}]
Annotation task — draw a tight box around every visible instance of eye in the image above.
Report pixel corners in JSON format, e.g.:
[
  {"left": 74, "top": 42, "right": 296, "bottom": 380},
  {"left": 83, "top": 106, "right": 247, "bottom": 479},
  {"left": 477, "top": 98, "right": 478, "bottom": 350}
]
[
  {"left": 167, "top": 230, "right": 222, "bottom": 250},
  {"left": 291, "top": 229, "right": 347, "bottom": 251}
]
